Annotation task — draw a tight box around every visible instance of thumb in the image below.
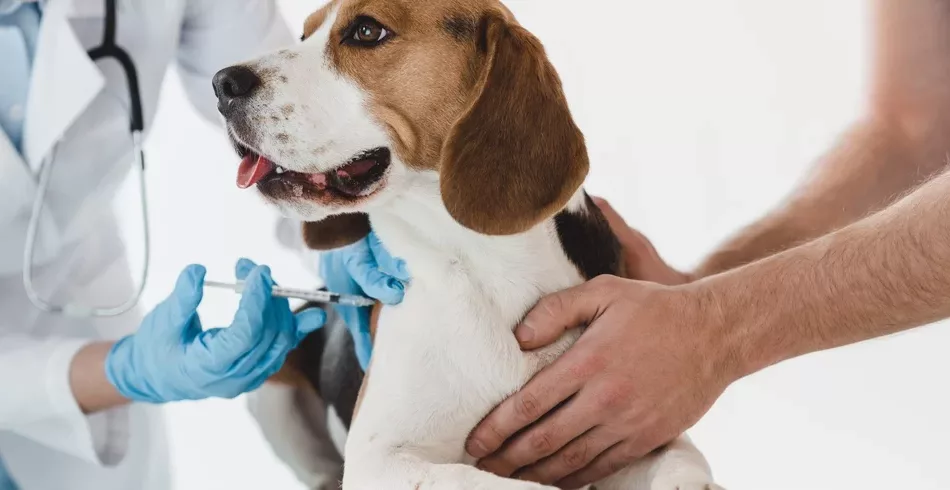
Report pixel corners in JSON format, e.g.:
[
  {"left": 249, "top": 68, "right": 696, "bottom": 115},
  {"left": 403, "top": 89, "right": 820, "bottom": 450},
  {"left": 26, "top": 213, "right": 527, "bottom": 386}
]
[
  {"left": 235, "top": 257, "right": 259, "bottom": 281},
  {"left": 514, "top": 279, "right": 608, "bottom": 350},
  {"left": 159, "top": 264, "right": 206, "bottom": 330},
  {"left": 216, "top": 265, "right": 274, "bottom": 358}
]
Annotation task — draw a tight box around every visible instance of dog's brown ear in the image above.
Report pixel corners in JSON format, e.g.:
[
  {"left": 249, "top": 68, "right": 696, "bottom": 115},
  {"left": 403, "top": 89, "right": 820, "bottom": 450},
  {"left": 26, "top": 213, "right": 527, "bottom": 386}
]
[
  {"left": 302, "top": 213, "right": 371, "bottom": 250},
  {"left": 439, "top": 12, "right": 589, "bottom": 236}
]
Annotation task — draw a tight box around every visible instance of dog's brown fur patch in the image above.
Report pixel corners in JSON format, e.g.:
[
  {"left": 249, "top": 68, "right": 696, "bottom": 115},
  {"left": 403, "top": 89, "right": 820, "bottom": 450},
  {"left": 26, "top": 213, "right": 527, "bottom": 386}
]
[
  {"left": 319, "top": 1, "right": 587, "bottom": 235},
  {"left": 303, "top": 1, "right": 336, "bottom": 40},
  {"left": 303, "top": 213, "right": 371, "bottom": 250},
  {"left": 439, "top": 11, "right": 589, "bottom": 235},
  {"left": 325, "top": 0, "right": 489, "bottom": 170}
]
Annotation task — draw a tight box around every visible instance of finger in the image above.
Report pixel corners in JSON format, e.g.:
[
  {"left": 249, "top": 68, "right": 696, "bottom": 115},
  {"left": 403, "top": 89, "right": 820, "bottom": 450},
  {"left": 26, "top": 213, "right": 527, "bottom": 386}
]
[
  {"left": 229, "top": 293, "right": 302, "bottom": 381},
  {"left": 208, "top": 266, "right": 278, "bottom": 366},
  {"left": 591, "top": 197, "right": 685, "bottom": 285},
  {"left": 293, "top": 308, "right": 327, "bottom": 343},
  {"left": 476, "top": 395, "right": 600, "bottom": 477},
  {"left": 368, "top": 232, "right": 410, "bottom": 281},
  {"left": 556, "top": 441, "right": 639, "bottom": 490},
  {"left": 590, "top": 197, "right": 638, "bottom": 249},
  {"left": 592, "top": 197, "right": 651, "bottom": 257},
  {"left": 512, "top": 426, "right": 622, "bottom": 485},
  {"left": 466, "top": 358, "right": 587, "bottom": 459},
  {"left": 235, "top": 257, "right": 258, "bottom": 281},
  {"left": 514, "top": 280, "right": 609, "bottom": 350},
  {"left": 154, "top": 265, "right": 206, "bottom": 342},
  {"left": 342, "top": 239, "right": 405, "bottom": 305}
]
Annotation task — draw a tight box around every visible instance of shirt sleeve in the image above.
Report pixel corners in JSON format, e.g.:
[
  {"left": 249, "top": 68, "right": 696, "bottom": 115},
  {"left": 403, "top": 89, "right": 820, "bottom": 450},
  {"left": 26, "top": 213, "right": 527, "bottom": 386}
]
[
  {"left": 0, "top": 333, "right": 113, "bottom": 465},
  {"left": 175, "top": 0, "right": 295, "bottom": 125}
]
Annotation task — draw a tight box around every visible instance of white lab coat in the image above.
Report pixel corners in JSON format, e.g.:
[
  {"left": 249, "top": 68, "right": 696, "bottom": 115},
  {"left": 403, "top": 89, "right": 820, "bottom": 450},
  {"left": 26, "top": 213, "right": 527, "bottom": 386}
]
[{"left": 0, "top": 0, "right": 292, "bottom": 488}]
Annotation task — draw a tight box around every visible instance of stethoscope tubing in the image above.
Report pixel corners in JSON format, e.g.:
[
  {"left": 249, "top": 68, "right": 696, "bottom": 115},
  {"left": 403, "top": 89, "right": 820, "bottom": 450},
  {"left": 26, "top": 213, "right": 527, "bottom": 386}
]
[{"left": 22, "top": 0, "right": 150, "bottom": 318}]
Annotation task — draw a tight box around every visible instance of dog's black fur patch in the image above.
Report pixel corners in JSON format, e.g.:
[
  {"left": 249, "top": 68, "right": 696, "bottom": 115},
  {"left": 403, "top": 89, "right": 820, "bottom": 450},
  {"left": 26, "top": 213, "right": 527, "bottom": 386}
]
[
  {"left": 296, "top": 301, "right": 364, "bottom": 429},
  {"left": 293, "top": 196, "right": 620, "bottom": 433},
  {"left": 554, "top": 193, "right": 624, "bottom": 279}
]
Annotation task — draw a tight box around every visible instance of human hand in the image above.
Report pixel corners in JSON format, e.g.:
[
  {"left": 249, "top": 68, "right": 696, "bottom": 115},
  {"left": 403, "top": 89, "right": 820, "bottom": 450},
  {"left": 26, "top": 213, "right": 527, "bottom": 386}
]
[
  {"left": 591, "top": 196, "right": 691, "bottom": 285},
  {"left": 319, "top": 231, "right": 409, "bottom": 369},
  {"left": 105, "top": 259, "right": 325, "bottom": 403},
  {"left": 466, "top": 276, "right": 735, "bottom": 489}
]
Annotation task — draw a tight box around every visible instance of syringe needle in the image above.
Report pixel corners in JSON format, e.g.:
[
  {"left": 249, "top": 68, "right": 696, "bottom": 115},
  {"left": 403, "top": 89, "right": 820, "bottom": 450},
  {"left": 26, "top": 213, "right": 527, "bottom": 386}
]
[{"left": 204, "top": 280, "right": 375, "bottom": 307}]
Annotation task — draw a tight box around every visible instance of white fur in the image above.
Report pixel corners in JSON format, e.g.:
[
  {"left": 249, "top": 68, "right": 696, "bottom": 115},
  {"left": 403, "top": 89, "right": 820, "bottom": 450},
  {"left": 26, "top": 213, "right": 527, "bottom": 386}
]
[
  {"left": 246, "top": 383, "right": 343, "bottom": 490},
  {"left": 238, "top": 5, "right": 722, "bottom": 489},
  {"left": 231, "top": 3, "right": 409, "bottom": 223}
]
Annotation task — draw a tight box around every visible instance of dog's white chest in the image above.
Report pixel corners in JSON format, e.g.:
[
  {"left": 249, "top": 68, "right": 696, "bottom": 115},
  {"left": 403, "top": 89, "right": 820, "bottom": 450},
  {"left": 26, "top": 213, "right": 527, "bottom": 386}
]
[{"left": 344, "top": 211, "right": 584, "bottom": 463}]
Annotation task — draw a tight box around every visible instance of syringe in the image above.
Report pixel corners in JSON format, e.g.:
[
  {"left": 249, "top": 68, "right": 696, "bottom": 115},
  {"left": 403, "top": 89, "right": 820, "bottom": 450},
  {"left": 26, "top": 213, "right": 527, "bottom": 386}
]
[{"left": 204, "top": 280, "right": 376, "bottom": 307}]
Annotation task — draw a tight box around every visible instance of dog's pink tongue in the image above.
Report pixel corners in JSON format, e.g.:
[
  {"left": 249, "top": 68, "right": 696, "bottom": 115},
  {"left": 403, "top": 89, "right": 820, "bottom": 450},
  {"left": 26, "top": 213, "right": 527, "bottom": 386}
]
[
  {"left": 309, "top": 173, "right": 328, "bottom": 189},
  {"left": 336, "top": 159, "right": 377, "bottom": 178},
  {"left": 237, "top": 155, "right": 276, "bottom": 189}
]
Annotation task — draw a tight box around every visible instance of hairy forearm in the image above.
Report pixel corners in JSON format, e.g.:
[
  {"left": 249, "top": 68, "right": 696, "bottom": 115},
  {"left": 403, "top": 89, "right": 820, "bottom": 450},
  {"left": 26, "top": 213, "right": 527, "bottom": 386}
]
[
  {"left": 695, "top": 118, "right": 942, "bottom": 278},
  {"left": 70, "top": 342, "right": 129, "bottom": 414},
  {"left": 696, "top": 0, "right": 950, "bottom": 278},
  {"left": 705, "top": 168, "right": 950, "bottom": 378}
]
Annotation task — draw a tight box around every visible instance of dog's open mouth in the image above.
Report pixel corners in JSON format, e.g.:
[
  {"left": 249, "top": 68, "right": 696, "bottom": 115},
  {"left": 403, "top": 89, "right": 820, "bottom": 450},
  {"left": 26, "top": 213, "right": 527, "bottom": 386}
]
[{"left": 234, "top": 145, "right": 391, "bottom": 201}]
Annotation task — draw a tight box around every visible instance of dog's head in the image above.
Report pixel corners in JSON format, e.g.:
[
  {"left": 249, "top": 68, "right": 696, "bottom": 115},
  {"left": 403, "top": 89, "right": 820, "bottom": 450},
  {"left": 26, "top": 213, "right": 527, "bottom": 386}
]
[{"left": 214, "top": 0, "right": 588, "bottom": 249}]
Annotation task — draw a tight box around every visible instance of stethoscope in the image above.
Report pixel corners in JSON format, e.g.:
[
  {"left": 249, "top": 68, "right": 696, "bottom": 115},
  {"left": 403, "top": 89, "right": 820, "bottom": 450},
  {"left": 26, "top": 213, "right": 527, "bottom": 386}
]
[{"left": 22, "top": 0, "right": 150, "bottom": 317}]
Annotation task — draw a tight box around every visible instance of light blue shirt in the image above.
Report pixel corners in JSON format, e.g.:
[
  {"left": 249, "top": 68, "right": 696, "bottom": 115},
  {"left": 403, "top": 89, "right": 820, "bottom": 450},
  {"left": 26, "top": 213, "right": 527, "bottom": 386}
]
[
  {"left": 0, "top": 0, "right": 41, "bottom": 155},
  {"left": 0, "top": 6, "right": 38, "bottom": 490}
]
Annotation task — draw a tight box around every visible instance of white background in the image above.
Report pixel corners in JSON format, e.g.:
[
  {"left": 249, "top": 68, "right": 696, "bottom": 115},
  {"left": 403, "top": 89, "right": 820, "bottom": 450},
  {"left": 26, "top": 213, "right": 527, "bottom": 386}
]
[{"left": 125, "top": 0, "right": 950, "bottom": 489}]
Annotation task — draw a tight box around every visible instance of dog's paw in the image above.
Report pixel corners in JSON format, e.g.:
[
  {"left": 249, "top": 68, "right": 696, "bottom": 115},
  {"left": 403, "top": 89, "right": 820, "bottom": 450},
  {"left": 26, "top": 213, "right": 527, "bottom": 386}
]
[{"left": 665, "top": 484, "right": 726, "bottom": 490}]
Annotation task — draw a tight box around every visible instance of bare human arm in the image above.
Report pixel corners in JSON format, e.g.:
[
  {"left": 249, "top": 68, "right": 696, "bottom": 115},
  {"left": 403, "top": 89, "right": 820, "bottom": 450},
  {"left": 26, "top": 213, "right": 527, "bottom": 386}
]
[
  {"left": 69, "top": 342, "right": 128, "bottom": 414},
  {"left": 466, "top": 1, "right": 950, "bottom": 486},
  {"left": 713, "top": 168, "right": 950, "bottom": 374},
  {"left": 631, "top": 0, "right": 950, "bottom": 281},
  {"left": 468, "top": 162, "right": 950, "bottom": 489}
]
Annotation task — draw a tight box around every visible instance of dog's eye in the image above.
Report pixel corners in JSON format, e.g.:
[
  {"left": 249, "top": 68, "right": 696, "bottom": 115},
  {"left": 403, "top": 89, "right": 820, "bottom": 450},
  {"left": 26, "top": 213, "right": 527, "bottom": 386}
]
[{"left": 343, "top": 16, "right": 391, "bottom": 47}]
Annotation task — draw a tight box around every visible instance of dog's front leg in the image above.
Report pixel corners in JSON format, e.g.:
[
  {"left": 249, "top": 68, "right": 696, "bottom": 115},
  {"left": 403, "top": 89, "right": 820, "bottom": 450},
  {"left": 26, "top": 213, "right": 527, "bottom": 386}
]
[
  {"left": 247, "top": 382, "right": 343, "bottom": 490},
  {"left": 342, "top": 450, "right": 557, "bottom": 490},
  {"left": 594, "top": 434, "right": 724, "bottom": 490}
]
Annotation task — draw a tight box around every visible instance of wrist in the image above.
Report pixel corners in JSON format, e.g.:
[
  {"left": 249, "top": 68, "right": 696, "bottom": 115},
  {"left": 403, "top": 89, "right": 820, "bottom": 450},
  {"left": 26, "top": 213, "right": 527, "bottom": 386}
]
[
  {"left": 675, "top": 282, "right": 746, "bottom": 388},
  {"left": 70, "top": 341, "right": 129, "bottom": 414},
  {"left": 103, "top": 335, "right": 161, "bottom": 404},
  {"left": 695, "top": 252, "right": 817, "bottom": 381}
]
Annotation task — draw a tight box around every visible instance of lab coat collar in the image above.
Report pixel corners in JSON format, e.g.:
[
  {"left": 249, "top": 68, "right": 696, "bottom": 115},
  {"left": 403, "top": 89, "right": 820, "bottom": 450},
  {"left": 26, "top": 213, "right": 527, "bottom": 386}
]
[{"left": 22, "top": 0, "right": 106, "bottom": 173}]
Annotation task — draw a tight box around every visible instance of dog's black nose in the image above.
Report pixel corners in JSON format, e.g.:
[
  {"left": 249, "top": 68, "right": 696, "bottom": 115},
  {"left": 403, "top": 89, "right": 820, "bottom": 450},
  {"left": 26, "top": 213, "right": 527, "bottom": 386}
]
[{"left": 213, "top": 65, "right": 261, "bottom": 115}]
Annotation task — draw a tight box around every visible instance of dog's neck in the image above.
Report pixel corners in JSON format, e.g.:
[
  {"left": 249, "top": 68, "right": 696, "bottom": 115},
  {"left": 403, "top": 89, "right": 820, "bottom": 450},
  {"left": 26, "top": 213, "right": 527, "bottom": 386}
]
[{"left": 367, "top": 183, "right": 587, "bottom": 328}]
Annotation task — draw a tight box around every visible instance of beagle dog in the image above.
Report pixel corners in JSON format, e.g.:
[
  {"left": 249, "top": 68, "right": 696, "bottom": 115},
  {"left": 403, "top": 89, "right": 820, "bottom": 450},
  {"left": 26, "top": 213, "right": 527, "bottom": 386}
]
[{"left": 214, "top": 0, "right": 723, "bottom": 488}]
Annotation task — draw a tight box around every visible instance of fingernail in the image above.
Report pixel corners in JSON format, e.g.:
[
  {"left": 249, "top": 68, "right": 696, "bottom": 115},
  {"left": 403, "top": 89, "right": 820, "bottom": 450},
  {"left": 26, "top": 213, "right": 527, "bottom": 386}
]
[
  {"left": 468, "top": 440, "right": 489, "bottom": 458},
  {"left": 515, "top": 324, "right": 534, "bottom": 344}
]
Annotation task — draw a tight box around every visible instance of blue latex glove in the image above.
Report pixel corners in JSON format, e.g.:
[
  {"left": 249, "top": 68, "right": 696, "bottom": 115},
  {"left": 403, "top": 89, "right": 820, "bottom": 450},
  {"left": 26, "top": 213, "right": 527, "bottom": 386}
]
[
  {"left": 319, "top": 231, "right": 409, "bottom": 369},
  {"left": 105, "top": 259, "right": 325, "bottom": 403}
]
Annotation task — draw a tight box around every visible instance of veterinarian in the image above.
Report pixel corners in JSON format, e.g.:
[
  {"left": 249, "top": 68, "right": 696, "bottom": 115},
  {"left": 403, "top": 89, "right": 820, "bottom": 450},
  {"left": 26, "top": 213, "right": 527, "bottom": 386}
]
[
  {"left": 0, "top": 1, "right": 351, "bottom": 489},
  {"left": 333, "top": 0, "right": 950, "bottom": 487}
]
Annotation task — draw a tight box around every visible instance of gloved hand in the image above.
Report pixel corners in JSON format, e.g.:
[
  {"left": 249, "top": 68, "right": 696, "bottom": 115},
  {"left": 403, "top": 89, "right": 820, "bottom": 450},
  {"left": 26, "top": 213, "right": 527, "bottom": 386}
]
[
  {"left": 105, "top": 259, "right": 325, "bottom": 403},
  {"left": 319, "top": 231, "right": 409, "bottom": 370}
]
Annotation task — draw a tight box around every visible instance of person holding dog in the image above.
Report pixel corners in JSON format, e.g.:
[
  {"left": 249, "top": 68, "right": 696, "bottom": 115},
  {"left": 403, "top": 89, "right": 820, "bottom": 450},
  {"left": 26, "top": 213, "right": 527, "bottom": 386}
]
[{"left": 335, "top": 0, "right": 950, "bottom": 487}]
